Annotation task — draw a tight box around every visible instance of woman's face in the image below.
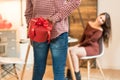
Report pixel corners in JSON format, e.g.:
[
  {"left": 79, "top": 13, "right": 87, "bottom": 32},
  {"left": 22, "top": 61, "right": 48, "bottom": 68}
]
[{"left": 97, "top": 14, "right": 106, "bottom": 25}]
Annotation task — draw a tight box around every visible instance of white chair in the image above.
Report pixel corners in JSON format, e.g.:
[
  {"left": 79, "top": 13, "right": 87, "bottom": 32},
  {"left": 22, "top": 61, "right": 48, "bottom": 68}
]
[
  {"left": 0, "top": 40, "right": 31, "bottom": 80},
  {"left": 67, "top": 38, "right": 105, "bottom": 80}
]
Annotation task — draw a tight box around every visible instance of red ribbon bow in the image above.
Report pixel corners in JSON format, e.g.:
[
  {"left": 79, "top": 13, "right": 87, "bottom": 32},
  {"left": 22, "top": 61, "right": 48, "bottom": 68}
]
[{"left": 28, "top": 17, "right": 52, "bottom": 43}]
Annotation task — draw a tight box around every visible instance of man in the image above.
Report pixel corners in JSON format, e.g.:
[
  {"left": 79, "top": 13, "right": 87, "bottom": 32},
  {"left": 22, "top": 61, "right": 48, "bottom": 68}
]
[{"left": 25, "top": 0, "right": 81, "bottom": 80}]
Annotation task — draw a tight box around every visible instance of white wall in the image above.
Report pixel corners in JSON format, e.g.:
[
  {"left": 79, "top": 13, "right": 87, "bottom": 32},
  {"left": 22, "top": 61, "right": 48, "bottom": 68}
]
[
  {"left": 0, "top": 0, "right": 26, "bottom": 27},
  {"left": 98, "top": 0, "right": 120, "bottom": 69}
]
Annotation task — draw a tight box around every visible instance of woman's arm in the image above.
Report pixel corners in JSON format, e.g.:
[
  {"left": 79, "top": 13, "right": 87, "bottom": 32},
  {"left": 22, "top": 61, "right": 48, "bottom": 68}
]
[{"left": 80, "top": 31, "right": 102, "bottom": 45}]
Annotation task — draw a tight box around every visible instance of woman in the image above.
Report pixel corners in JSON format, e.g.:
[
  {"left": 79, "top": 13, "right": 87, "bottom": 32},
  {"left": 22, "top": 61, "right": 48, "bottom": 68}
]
[{"left": 66, "top": 12, "right": 112, "bottom": 80}]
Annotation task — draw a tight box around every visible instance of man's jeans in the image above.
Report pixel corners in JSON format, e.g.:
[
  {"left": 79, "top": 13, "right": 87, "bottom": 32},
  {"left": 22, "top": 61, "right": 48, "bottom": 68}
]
[{"left": 32, "top": 32, "right": 68, "bottom": 80}]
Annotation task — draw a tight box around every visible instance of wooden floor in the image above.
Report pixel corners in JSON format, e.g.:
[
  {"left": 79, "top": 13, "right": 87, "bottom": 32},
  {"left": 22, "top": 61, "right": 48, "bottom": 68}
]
[{"left": 1, "top": 65, "right": 120, "bottom": 80}]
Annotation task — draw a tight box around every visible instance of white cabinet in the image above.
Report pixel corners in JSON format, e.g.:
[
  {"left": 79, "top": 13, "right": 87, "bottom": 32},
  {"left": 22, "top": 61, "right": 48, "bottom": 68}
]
[{"left": 0, "top": 30, "right": 19, "bottom": 57}]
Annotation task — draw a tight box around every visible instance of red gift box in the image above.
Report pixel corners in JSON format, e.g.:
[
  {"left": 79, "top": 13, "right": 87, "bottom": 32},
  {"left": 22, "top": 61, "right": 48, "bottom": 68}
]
[{"left": 28, "top": 17, "right": 52, "bottom": 43}]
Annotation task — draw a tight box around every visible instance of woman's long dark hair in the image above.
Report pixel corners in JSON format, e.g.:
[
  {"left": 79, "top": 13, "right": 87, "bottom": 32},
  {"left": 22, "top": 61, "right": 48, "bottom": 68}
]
[{"left": 100, "top": 12, "right": 112, "bottom": 47}]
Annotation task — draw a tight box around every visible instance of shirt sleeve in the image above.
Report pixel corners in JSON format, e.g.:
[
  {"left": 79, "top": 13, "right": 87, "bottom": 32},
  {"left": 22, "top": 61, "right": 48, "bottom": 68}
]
[
  {"left": 89, "top": 31, "right": 102, "bottom": 42},
  {"left": 80, "top": 31, "right": 102, "bottom": 46},
  {"left": 51, "top": 0, "right": 81, "bottom": 23},
  {"left": 24, "top": 0, "right": 33, "bottom": 25},
  {"left": 80, "top": 32, "right": 85, "bottom": 43}
]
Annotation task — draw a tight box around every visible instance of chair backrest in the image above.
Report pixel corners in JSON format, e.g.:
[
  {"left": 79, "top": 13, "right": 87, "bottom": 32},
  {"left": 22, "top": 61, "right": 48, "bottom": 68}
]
[
  {"left": 98, "top": 37, "right": 104, "bottom": 57},
  {"left": 99, "top": 37, "right": 103, "bottom": 53},
  {"left": 81, "top": 37, "right": 104, "bottom": 59}
]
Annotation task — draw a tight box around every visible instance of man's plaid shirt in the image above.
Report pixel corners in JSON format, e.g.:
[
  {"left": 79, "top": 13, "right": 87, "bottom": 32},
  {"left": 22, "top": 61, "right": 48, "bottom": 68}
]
[{"left": 25, "top": 0, "right": 81, "bottom": 39}]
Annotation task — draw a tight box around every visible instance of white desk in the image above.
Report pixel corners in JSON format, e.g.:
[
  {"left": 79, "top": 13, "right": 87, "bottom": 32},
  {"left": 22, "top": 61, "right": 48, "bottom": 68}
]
[{"left": 68, "top": 36, "right": 78, "bottom": 43}]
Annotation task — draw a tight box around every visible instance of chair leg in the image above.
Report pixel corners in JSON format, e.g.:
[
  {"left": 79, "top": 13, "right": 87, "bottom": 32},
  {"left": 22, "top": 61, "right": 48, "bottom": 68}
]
[
  {"left": 0, "top": 64, "right": 1, "bottom": 80},
  {"left": 1, "top": 64, "right": 19, "bottom": 80},
  {"left": 67, "top": 53, "right": 76, "bottom": 80},
  {"left": 96, "top": 59, "right": 105, "bottom": 80},
  {"left": 87, "top": 60, "right": 90, "bottom": 80},
  {"left": 13, "top": 64, "right": 19, "bottom": 80}
]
